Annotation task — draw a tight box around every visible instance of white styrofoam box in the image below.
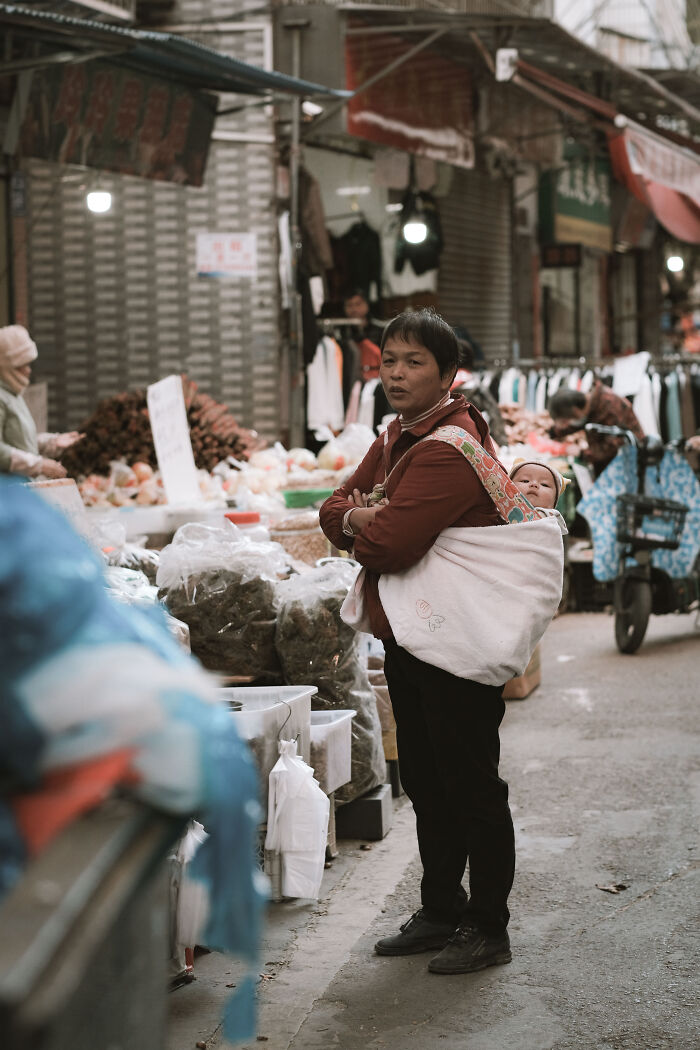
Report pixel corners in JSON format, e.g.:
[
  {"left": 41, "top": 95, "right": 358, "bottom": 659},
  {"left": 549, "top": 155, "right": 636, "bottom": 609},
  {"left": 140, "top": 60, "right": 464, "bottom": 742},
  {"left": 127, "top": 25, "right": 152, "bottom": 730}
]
[
  {"left": 220, "top": 686, "right": 315, "bottom": 805},
  {"left": 309, "top": 710, "right": 356, "bottom": 795}
]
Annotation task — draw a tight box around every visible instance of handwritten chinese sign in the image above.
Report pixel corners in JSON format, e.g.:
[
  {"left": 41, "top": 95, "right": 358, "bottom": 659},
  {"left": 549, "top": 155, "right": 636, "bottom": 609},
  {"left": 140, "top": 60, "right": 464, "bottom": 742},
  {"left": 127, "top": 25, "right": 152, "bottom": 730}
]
[
  {"left": 146, "top": 376, "right": 202, "bottom": 506},
  {"left": 196, "top": 233, "right": 257, "bottom": 279}
]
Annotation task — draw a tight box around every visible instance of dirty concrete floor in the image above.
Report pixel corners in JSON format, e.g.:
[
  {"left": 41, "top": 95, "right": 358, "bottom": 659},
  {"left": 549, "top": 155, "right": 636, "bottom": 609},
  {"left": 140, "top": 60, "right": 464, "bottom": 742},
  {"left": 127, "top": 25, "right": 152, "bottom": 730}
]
[{"left": 167, "top": 611, "right": 700, "bottom": 1050}]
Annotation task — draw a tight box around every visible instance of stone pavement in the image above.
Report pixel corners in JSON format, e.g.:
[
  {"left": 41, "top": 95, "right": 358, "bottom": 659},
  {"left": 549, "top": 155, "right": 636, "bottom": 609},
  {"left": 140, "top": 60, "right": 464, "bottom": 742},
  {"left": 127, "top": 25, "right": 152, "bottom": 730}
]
[{"left": 167, "top": 610, "right": 700, "bottom": 1050}]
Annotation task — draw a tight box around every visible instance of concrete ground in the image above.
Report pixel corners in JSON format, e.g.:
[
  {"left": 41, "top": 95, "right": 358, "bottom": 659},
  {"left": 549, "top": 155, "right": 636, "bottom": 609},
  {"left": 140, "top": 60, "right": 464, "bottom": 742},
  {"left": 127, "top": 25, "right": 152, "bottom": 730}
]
[{"left": 167, "top": 610, "right": 700, "bottom": 1050}]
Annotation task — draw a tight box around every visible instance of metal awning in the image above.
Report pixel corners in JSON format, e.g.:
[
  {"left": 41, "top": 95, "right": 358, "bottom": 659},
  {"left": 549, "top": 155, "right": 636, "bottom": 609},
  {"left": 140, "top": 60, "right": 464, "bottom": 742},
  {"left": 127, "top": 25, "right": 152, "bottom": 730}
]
[
  {"left": 0, "top": 3, "right": 350, "bottom": 98},
  {"left": 335, "top": 7, "right": 700, "bottom": 131}
]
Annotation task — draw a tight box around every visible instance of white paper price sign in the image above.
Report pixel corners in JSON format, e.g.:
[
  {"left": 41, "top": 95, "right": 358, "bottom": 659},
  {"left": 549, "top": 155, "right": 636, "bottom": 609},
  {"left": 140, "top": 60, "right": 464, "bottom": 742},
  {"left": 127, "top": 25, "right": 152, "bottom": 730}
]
[{"left": 147, "top": 375, "right": 202, "bottom": 506}]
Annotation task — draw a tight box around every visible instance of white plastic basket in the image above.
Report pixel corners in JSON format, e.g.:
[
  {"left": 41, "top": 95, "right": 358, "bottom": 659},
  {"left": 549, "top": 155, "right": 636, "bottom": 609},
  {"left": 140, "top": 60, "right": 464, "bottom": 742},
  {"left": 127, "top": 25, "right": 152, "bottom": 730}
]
[{"left": 309, "top": 709, "right": 356, "bottom": 795}]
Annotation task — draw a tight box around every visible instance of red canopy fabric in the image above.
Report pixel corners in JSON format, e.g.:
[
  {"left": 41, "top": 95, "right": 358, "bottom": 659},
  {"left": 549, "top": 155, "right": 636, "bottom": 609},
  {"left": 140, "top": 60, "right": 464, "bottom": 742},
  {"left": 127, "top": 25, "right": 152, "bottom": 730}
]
[{"left": 608, "top": 123, "right": 700, "bottom": 243}]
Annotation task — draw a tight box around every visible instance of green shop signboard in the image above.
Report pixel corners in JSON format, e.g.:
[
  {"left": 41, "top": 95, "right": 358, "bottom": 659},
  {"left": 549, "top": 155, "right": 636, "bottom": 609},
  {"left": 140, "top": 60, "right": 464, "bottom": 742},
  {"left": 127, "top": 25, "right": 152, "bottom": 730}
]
[{"left": 539, "top": 148, "right": 612, "bottom": 252}]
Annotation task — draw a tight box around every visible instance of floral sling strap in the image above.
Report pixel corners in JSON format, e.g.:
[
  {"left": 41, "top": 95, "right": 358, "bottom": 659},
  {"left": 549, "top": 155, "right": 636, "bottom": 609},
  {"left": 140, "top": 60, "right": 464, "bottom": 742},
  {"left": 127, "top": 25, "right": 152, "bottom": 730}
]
[
  {"left": 368, "top": 423, "right": 543, "bottom": 523},
  {"left": 425, "top": 425, "right": 544, "bottom": 523}
]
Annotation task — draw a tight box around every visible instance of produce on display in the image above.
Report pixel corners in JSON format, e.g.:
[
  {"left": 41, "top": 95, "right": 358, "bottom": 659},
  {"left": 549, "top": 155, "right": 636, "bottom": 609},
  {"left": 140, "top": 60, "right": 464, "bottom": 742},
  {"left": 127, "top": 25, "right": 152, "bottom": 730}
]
[
  {"left": 269, "top": 510, "right": 331, "bottom": 565},
  {"left": 60, "top": 377, "right": 267, "bottom": 478}
]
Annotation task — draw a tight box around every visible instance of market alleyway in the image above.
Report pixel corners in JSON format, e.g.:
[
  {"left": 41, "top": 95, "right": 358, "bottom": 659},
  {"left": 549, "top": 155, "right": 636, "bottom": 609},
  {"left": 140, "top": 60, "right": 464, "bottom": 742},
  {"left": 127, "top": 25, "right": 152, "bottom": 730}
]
[{"left": 167, "top": 610, "right": 700, "bottom": 1050}]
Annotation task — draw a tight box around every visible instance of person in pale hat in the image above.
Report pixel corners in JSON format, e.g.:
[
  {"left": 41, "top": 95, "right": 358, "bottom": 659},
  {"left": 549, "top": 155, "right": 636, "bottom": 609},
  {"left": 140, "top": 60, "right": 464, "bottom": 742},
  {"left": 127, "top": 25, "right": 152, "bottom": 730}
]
[{"left": 0, "top": 325, "right": 81, "bottom": 478}]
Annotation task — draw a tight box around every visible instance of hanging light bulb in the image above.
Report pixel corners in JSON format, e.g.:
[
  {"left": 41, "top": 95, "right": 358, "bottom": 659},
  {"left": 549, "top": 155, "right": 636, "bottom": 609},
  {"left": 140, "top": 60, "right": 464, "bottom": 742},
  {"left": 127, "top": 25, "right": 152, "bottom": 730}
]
[
  {"left": 401, "top": 192, "right": 428, "bottom": 244},
  {"left": 86, "top": 189, "right": 112, "bottom": 214},
  {"left": 666, "top": 255, "right": 684, "bottom": 273},
  {"left": 402, "top": 219, "right": 428, "bottom": 244}
]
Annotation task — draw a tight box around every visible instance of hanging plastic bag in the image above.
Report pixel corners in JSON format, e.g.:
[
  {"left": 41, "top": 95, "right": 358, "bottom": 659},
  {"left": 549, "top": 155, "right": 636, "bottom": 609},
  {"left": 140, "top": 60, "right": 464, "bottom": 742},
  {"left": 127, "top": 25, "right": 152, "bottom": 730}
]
[
  {"left": 174, "top": 820, "right": 210, "bottom": 950},
  {"left": 265, "top": 740, "right": 330, "bottom": 900}
]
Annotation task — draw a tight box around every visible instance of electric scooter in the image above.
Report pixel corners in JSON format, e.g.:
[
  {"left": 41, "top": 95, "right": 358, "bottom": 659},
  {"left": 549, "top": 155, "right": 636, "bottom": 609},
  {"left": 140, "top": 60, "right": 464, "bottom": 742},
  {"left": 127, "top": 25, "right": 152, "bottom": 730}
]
[{"left": 584, "top": 423, "right": 700, "bottom": 653}]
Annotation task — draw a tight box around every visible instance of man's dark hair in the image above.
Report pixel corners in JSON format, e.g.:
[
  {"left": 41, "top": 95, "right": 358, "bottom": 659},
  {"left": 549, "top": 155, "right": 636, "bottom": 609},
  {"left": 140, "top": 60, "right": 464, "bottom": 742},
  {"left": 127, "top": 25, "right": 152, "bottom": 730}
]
[
  {"left": 381, "top": 307, "right": 459, "bottom": 379},
  {"left": 548, "top": 388, "right": 587, "bottom": 419}
]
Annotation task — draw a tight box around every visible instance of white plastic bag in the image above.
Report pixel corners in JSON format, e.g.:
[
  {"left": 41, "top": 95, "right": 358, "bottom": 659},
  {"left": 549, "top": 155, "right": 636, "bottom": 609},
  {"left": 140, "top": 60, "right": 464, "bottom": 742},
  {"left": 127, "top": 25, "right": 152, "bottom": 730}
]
[
  {"left": 265, "top": 739, "right": 330, "bottom": 900},
  {"left": 174, "top": 820, "right": 210, "bottom": 949},
  {"left": 317, "top": 423, "right": 376, "bottom": 471}
]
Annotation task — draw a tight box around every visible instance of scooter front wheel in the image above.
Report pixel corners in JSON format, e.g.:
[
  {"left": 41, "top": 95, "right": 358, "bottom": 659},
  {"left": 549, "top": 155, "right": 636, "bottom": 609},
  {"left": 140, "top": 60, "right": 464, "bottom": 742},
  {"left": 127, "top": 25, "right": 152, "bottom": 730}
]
[{"left": 614, "top": 577, "right": 652, "bottom": 653}]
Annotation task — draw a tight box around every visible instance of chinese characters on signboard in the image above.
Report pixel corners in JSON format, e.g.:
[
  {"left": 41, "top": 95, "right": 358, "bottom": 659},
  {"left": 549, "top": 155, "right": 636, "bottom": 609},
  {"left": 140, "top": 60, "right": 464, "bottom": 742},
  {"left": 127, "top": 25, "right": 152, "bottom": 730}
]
[
  {"left": 539, "top": 148, "right": 612, "bottom": 252},
  {"left": 20, "top": 60, "right": 215, "bottom": 186},
  {"left": 196, "top": 233, "right": 257, "bottom": 279}
]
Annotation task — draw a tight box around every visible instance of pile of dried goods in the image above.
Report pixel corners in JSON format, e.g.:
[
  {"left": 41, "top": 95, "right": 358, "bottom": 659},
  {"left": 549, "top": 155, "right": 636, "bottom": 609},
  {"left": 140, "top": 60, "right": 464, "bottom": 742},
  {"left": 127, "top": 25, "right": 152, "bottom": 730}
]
[{"left": 60, "top": 376, "right": 266, "bottom": 477}]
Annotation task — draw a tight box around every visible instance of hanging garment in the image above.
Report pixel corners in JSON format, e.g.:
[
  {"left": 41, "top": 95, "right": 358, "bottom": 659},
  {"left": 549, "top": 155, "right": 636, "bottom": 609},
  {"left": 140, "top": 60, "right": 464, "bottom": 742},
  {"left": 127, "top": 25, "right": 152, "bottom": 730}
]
[
  {"left": 358, "top": 378, "right": 381, "bottom": 430},
  {"left": 344, "top": 380, "right": 362, "bottom": 426},
  {"left": 632, "top": 371, "right": 661, "bottom": 437},
  {"left": 651, "top": 372, "right": 664, "bottom": 433},
  {"left": 307, "top": 337, "right": 345, "bottom": 433},
  {"left": 299, "top": 166, "right": 333, "bottom": 277},
  {"left": 359, "top": 337, "right": 381, "bottom": 381},
  {"left": 664, "top": 371, "right": 683, "bottom": 441},
  {"left": 278, "top": 211, "right": 292, "bottom": 310},
  {"left": 499, "top": 368, "right": 519, "bottom": 404},
  {"left": 566, "top": 367, "right": 581, "bottom": 390},
  {"left": 334, "top": 221, "right": 383, "bottom": 301},
  {"left": 339, "top": 336, "right": 361, "bottom": 407},
  {"left": 580, "top": 369, "right": 595, "bottom": 394},
  {"left": 547, "top": 369, "right": 566, "bottom": 398},
  {"left": 679, "top": 367, "right": 697, "bottom": 436},
  {"left": 526, "top": 371, "right": 539, "bottom": 412},
  {"left": 536, "top": 373, "right": 549, "bottom": 414},
  {"left": 578, "top": 445, "right": 700, "bottom": 582},
  {"left": 382, "top": 232, "right": 438, "bottom": 295}
]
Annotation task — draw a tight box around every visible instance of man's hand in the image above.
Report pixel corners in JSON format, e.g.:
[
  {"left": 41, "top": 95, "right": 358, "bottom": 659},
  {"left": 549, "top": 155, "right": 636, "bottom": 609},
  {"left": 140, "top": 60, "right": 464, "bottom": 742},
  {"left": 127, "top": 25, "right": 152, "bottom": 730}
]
[{"left": 686, "top": 435, "right": 700, "bottom": 451}]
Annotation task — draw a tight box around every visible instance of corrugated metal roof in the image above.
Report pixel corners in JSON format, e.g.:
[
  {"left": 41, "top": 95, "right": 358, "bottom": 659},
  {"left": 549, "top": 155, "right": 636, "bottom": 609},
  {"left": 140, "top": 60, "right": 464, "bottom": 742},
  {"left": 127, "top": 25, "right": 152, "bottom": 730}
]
[{"left": 0, "top": 3, "right": 350, "bottom": 97}]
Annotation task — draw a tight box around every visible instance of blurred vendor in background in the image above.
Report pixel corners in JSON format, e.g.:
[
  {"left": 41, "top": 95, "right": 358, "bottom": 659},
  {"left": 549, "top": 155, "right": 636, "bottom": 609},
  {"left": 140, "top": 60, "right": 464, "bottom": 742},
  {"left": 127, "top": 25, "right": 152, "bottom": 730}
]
[
  {"left": 0, "top": 325, "right": 82, "bottom": 479},
  {"left": 548, "top": 383, "right": 644, "bottom": 478},
  {"left": 343, "top": 288, "right": 384, "bottom": 348}
]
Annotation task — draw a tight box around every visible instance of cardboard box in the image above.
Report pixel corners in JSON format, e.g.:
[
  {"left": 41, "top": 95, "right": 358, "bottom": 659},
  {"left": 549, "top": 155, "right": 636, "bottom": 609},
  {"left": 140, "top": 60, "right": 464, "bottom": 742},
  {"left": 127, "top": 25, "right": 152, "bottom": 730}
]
[{"left": 502, "top": 645, "right": 541, "bottom": 700}]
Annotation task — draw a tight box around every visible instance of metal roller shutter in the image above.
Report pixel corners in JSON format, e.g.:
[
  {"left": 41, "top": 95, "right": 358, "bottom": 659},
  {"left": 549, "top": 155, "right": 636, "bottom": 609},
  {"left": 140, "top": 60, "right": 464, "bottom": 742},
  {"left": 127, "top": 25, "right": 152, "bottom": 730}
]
[
  {"left": 25, "top": 16, "right": 280, "bottom": 439},
  {"left": 437, "top": 166, "right": 512, "bottom": 361}
]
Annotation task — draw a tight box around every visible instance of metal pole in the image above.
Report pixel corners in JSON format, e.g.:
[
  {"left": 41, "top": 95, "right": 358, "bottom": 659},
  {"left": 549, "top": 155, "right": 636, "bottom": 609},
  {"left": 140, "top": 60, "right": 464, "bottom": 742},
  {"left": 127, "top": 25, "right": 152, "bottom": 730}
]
[
  {"left": 305, "top": 27, "right": 448, "bottom": 137},
  {"left": 285, "top": 20, "right": 309, "bottom": 449}
]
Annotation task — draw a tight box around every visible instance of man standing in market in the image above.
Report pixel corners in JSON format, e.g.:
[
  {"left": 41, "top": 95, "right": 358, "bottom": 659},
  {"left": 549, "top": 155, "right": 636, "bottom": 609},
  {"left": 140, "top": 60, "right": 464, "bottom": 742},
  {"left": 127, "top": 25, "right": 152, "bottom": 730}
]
[
  {"left": 320, "top": 308, "right": 515, "bottom": 976},
  {"left": 548, "top": 382, "right": 644, "bottom": 477}
]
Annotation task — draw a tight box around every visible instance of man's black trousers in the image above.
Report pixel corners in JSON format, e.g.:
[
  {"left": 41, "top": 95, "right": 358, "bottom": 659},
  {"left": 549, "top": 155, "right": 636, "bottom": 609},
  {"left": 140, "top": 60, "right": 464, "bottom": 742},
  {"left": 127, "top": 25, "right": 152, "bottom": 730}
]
[{"left": 383, "top": 641, "right": 515, "bottom": 936}]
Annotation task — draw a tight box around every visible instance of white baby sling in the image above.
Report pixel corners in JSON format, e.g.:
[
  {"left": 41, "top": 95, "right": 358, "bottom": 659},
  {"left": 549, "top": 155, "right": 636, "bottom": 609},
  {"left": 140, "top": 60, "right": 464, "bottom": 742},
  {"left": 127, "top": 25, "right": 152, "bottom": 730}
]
[{"left": 340, "top": 426, "right": 565, "bottom": 686}]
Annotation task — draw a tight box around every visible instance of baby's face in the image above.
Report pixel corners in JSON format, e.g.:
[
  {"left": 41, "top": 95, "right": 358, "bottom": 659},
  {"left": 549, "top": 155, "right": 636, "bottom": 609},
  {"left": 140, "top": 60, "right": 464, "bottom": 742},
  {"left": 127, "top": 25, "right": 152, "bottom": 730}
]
[{"left": 513, "top": 464, "right": 557, "bottom": 509}]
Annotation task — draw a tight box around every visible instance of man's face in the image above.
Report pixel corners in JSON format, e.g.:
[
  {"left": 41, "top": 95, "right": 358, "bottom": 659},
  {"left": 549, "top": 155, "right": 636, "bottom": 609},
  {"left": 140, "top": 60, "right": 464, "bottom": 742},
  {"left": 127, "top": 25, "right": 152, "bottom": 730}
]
[
  {"left": 380, "top": 336, "right": 451, "bottom": 419},
  {"left": 344, "top": 294, "right": 369, "bottom": 322},
  {"left": 552, "top": 405, "right": 587, "bottom": 434}
]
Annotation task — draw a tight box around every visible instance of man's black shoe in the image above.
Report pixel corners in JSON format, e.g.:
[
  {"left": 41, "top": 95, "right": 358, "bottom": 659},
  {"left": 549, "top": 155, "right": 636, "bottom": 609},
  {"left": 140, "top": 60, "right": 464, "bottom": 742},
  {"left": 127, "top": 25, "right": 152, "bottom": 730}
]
[
  {"left": 374, "top": 910, "right": 457, "bottom": 956},
  {"left": 427, "top": 924, "right": 512, "bottom": 974}
]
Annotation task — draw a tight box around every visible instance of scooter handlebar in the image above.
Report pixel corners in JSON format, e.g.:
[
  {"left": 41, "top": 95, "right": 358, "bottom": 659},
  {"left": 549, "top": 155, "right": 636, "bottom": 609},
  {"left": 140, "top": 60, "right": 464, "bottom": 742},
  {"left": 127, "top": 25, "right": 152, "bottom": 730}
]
[{"left": 584, "top": 422, "right": 639, "bottom": 445}]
